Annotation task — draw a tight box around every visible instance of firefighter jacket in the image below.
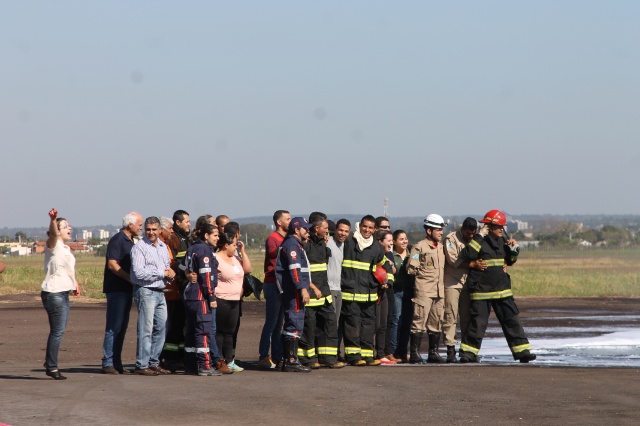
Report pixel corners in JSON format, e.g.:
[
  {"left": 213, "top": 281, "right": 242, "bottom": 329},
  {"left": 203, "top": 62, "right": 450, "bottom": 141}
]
[
  {"left": 443, "top": 230, "right": 470, "bottom": 289},
  {"left": 407, "top": 238, "right": 445, "bottom": 299},
  {"left": 304, "top": 233, "right": 333, "bottom": 307},
  {"left": 275, "top": 235, "right": 311, "bottom": 294},
  {"left": 340, "top": 236, "right": 391, "bottom": 303},
  {"left": 461, "top": 234, "right": 519, "bottom": 300},
  {"left": 183, "top": 240, "right": 218, "bottom": 303}
]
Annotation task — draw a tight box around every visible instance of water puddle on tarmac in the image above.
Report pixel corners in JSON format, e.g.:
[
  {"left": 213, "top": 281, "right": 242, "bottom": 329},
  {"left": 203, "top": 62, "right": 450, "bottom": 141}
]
[{"left": 478, "top": 311, "right": 640, "bottom": 368}]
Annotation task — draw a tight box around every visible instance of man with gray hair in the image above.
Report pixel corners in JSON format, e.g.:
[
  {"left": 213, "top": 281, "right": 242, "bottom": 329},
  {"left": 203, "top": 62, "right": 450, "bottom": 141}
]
[
  {"left": 101, "top": 212, "right": 143, "bottom": 374},
  {"left": 131, "top": 216, "right": 176, "bottom": 375}
]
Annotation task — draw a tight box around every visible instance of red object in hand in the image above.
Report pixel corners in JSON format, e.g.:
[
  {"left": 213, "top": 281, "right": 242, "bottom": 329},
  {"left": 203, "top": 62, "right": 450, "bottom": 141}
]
[
  {"left": 49, "top": 208, "right": 58, "bottom": 220},
  {"left": 374, "top": 265, "right": 388, "bottom": 285}
]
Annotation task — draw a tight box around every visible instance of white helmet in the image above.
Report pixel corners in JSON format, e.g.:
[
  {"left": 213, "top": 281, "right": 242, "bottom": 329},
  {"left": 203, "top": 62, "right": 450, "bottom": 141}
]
[{"left": 424, "top": 214, "right": 446, "bottom": 229}]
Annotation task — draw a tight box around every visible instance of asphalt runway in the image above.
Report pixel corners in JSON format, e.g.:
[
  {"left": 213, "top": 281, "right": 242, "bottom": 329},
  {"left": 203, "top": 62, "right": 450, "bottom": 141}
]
[{"left": 1, "top": 295, "right": 639, "bottom": 425}]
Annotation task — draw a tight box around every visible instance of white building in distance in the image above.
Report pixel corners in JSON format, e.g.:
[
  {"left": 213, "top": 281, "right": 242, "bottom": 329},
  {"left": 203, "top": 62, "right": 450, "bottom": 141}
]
[{"left": 82, "top": 230, "right": 93, "bottom": 240}]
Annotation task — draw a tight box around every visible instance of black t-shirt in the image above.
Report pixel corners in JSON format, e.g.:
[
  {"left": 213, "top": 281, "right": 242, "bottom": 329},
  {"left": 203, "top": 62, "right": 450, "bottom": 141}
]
[{"left": 102, "top": 230, "right": 135, "bottom": 293}]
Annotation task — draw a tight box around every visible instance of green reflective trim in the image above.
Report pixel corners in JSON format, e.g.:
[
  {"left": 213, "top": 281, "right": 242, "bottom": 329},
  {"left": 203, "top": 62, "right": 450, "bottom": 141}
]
[
  {"left": 306, "top": 294, "right": 334, "bottom": 307},
  {"left": 469, "top": 240, "right": 481, "bottom": 253},
  {"left": 316, "top": 347, "right": 338, "bottom": 356},
  {"left": 345, "top": 347, "right": 361, "bottom": 355},
  {"left": 342, "top": 260, "right": 374, "bottom": 271},
  {"left": 485, "top": 259, "right": 505, "bottom": 267},
  {"left": 387, "top": 273, "right": 395, "bottom": 282},
  {"left": 163, "top": 343, "right": 180, "bottom": 351},
  {"left": 511, "top": 343, "right": 531, "bottom": 354},
  {"left": 360, "top": 349, "right": 374, "bottom": 358},
  {"left": 470, "top": 289, "right": 514, "bottom": 301},
  {"left": 460, "top": 343, "right": 479, "bottom": 355},
  {"left": 176, "top": 251, "right": 187, "bottom": 258},
  {"left": 342, "top": 292, "right": 378, "bottom": 303},
  {"left": 297, "top": 347, "right": 317, "bottom": 358},
  {"left": 309, "top": 263, "right": 328, "bottom": 272}
]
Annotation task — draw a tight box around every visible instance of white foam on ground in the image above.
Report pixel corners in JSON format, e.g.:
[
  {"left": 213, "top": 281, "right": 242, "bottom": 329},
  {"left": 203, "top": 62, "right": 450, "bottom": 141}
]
[{"left": 479, "top": 327, "right": 640, "bottom": 367}]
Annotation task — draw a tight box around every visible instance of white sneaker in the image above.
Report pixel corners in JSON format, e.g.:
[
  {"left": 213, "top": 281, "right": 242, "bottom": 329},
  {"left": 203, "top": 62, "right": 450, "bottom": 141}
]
[{"left": 228, "top": 359, "right": 244, "bottom": 372}]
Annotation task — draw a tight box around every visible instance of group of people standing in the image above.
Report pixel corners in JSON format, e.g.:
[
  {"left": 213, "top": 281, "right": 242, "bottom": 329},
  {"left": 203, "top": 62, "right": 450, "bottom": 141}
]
[
  {"left": 257, "top": 209, "right": 536, "bottom": 373},
  {"left": 38, "top": 206, "right": 535, "bottom": 380}
]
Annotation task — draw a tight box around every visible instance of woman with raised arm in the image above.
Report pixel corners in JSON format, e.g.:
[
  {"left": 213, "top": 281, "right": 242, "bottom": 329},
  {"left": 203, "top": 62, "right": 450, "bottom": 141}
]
[{"left": 41, "top": 208, "right": 80, "bottom": 380}]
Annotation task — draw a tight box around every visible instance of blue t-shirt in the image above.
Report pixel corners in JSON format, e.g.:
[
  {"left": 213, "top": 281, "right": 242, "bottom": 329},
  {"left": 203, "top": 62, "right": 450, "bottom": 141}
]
[{"left": 102, "top": 230, "right": 135, "bottom": 293}]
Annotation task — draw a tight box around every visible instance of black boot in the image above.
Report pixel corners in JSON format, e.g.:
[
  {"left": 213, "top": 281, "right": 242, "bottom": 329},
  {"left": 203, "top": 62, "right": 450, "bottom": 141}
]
[
  {"left": 459, "top": 351, "right": 478, "bottom": 363},
  {"left": 516, "top": 350, "right": 537, "bottom": 364},
  {"left": 409, "top": 333, "right": 426, "bottom": 364},
  {"left": 282, "top": 339, "right": 311, "bottom": 373},
  {"left": 446, "top": 345, "right": 457, "bottom": 363},
  {"left": 427, "top": 332, "right": 446, "bottom": 364}
]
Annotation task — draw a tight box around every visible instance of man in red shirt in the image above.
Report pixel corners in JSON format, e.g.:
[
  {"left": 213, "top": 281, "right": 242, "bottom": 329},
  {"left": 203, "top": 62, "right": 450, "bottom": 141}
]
[{"left": 257, "top": 210, "right": 291, "bottom": 369}]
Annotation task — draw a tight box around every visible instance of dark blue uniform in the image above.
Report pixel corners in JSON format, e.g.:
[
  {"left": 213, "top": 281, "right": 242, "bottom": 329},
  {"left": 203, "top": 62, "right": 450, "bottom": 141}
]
[
  {"left": 183, "top": 240, "right": 218, "bottom": 373},
  {"left": 275, "top": 235, "right": 311, "bottom": 341}
]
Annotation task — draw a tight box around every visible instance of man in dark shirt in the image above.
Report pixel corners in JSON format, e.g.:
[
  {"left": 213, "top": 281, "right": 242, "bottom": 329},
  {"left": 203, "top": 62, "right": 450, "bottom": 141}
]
[
  {"left": 101, "top": 212, "right": 143, "bottom": 374},
  {"left": 257, "top": 210, "right": 291, "bottom": 369}
]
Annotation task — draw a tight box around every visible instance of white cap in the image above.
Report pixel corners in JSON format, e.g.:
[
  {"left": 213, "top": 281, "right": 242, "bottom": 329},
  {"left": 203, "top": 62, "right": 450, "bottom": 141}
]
[{"left": 424, "top": 214, "right": 446, "bottom": 229}]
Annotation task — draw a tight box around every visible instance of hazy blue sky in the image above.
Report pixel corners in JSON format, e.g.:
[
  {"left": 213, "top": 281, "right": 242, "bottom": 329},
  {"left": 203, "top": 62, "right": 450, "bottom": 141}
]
[{"left": 2, "top": 1, "right": 639, "bottom": 227}]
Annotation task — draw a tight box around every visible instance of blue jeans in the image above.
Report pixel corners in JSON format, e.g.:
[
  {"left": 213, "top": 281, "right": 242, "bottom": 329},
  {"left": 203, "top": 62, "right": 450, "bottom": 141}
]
[
  {"left": 133, "top": 286, "right": 167, "bottom": 369},
  {"left": 388, "top": 290, "right": 404, "bottom": 354},
  {"left": 258, "top": 283, "right": 284, "bottom": 362},
  {"left": 102, "top": 292, "right": 133, "bottom": 368},
  {"left": 209, "top": 307, "right": 220, "bottom": 363},
  {"left": 41, "top": 291, "right": 70, "bottom": 371}
]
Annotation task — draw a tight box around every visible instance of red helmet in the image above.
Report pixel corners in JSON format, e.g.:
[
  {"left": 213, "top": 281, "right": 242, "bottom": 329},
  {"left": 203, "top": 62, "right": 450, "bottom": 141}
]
[
  {"left": 373, "top": 265, "right": 388, "bottom": 285},
  {"left": 479, "top": 210, "right": 507, "bottom": 226}
]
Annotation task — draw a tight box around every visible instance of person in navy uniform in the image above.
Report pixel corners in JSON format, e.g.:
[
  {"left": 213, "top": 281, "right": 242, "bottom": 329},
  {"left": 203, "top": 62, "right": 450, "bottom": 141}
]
[
  {"left": 183, "top": 223, "right": 220, "bottom": 376},
  {"left": 275, "top": 217, "right": 313, "bottom": 373}
]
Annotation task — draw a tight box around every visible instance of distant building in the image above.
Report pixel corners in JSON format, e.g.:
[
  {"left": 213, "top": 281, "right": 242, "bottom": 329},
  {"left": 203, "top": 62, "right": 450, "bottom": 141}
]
[
  {"left": 82, "top": 230, "right": 93, "bottom": 240},
  {"left": 507, "top": 220, "right": 529, "bottom": 232},
  {"left": 99, "top": 229, "right": 110, "bottom": 239}
]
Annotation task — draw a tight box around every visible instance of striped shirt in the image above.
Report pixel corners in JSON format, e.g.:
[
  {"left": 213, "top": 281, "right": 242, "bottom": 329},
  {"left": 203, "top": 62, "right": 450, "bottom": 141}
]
[{"left": 131, "top": 237, "right": 170, "bottom": 289}]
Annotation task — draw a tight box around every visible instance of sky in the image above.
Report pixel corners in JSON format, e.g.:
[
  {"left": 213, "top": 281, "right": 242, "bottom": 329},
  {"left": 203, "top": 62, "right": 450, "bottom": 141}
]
[{"left": 2, "top": 1, "right": 639, "bottom": 227}]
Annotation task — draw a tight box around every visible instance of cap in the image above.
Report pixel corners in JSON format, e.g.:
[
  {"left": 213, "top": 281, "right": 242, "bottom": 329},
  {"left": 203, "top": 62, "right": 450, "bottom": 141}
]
[
  {"left": 288, "top": 217, "right": 313, "bottom": 233},
  {"left": 327, "top": 220, "right": 336, "bottom": 234}
]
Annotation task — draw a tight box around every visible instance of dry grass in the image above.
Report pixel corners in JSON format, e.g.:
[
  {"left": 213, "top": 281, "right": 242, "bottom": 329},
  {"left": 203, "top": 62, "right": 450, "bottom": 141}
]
[{"left": 1, "top": 248, "right": 638, "bottom": 299}]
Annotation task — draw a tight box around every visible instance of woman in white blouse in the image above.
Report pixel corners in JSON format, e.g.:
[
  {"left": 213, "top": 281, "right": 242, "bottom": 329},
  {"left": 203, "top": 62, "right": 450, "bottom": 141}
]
[{"left": 41, "top": 208, "right": 80, "bottom": 380}]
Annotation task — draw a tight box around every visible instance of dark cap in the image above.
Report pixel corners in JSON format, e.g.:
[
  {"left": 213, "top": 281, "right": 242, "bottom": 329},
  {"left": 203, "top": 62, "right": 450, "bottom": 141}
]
[
  {"left": 288, "top": 217, "right": 313, "bottom": 233},
  {"left": 462, "top": 217, "right": 478, "bottom": 230}
]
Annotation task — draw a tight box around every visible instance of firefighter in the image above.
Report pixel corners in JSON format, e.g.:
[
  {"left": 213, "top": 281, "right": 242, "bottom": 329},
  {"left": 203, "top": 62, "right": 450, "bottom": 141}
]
[
  {"left": 183, "top": 223, "right": 219, "bottom": 376},
  {"left": 299, "top": 217, "right": 345, "bottom": 369},
  {"left": 161, "top": 210, "right": 191, "bottom": 371},
  {"left": 459, "top": 209, "right": 536, "bottom": 363},
  {"left": 340, "top": 215, "right": 393, "bottom": 366},
  {"left": 275, "top": 217, "right": 313, "bottom": 373},
  {"left": 407, "top": 214, "right": 447, "bottom": 364},
  {"left": 442, "top": 217, "right": 485, "bottom": 363}
]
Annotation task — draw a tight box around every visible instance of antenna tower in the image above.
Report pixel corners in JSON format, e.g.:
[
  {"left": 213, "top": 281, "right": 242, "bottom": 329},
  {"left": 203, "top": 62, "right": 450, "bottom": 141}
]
[{"left": 383, "top": 197, "right": 388, "bottom": 217}]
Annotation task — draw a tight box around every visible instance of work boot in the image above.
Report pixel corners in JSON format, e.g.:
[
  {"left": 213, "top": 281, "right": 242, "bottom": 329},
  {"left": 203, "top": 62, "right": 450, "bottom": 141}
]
[
  {"left": 427, "top": 333, "right": 446, "bottom": 364},
  {"left": 459, "top": 352, "right": 478, "bottom": 364},
  {"left": 282, "top": 339, "right": 311, "bottom": 373},
  {"left": 516, "top": 350, "right": 537, "bottom": 364},
  {"left": 446, "top": 345, "right": 458, "bottom": 364},
  {"left": 409, "top": 333, "right": 426, "bottom": 364}
]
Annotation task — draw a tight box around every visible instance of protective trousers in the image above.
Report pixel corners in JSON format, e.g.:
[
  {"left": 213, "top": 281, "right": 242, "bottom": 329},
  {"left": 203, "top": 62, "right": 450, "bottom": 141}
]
[
  {"left": 411, "top": 297, "right": 444, "bottom": 334},
  {"left": 341, "top": 300, "right": 376, "bottom": 362},
  {"left": 443, "top": 287, "right": 471, "bottom": 346},
  {"left": 184, "top": 300, "right": 212, "bottom": 372},
  {"left": 162, "top": 299, "right": 186, "bottom": 362},
  {"left": 299, "top": 301, "right": 339, "bottom": 365},
  {"left": 281, "top": 291, "right": 305, "bottom": 340},
  {"left": 461, "top": 296, "right": 531, "bottom": 359}
]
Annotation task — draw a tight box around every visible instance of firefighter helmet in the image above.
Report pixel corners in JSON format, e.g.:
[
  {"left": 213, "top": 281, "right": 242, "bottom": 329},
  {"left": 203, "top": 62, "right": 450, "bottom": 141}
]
[
  {"left": 373, "top": 265, "right": 388, "bottom": 285},
  {"left": 479, "top": 210, "right": 507, "bottom": 226},
  {"left": 423, "top": 214, "right": 446, "bottom": 229}
]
